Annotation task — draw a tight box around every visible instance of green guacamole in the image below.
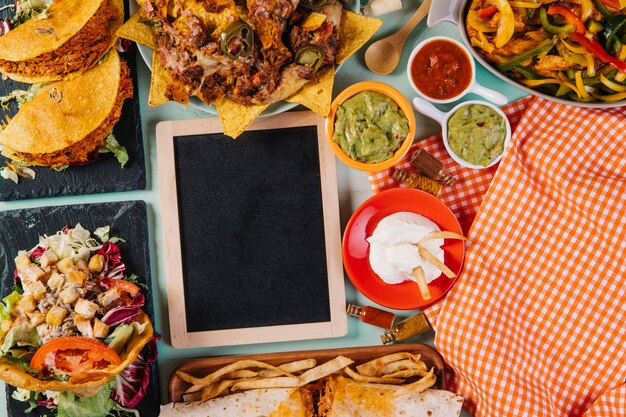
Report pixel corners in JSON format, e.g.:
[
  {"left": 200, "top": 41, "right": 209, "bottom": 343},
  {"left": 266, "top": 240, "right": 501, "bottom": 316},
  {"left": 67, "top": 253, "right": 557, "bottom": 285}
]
[
  {"left": 447, "top": 104, "right": 506, "bottom": 167},
  {"left": 333, "top": 91, "right": 410, "bottom": 163}
]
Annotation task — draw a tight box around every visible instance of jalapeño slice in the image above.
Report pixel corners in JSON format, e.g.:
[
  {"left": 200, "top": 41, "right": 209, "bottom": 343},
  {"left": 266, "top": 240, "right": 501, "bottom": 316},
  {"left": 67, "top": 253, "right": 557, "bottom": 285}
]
[
  {"left": 220, "top": 21, "right": 254, "bottom": 59},
  {"left": 295, "top": 44, "right": 326, "bottom": 71}
]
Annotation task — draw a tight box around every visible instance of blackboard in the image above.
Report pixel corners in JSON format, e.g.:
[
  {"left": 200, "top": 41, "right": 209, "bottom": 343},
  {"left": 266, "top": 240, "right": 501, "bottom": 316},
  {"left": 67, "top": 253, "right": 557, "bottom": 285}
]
[
  {"left": 0, "top": 201, "right": 160, "bottom": 417},
  {"left": 156, "top": 111, "right": 346, "bottom": 348}
]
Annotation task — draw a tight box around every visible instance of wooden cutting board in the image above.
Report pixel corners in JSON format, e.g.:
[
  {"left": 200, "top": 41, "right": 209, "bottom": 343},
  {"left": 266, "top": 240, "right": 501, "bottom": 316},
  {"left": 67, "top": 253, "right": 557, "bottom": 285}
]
[{"left": 169, "top": 343, "right": 447, "bottom": 403}]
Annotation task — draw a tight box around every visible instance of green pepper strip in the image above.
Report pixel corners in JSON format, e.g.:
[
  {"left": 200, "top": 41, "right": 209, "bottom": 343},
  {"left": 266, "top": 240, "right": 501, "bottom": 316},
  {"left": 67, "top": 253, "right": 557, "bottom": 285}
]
[
  {"left": 600, "top": 15, "right": 626, "bottom": 51},
  {"left": 513, "top": 65, "right": 541, "bottom": 79},
  {"left": 539, "top": 7, "right": 575, "bottom": 35},
  {"left": 496, "top": 39, "right": 556, "bottom": 72},
  {"left": 592, "top": 0, "right": 612, "bottom": 19},
  {"left": 547, "top": 5, "right": 586, "bottom": 34}
]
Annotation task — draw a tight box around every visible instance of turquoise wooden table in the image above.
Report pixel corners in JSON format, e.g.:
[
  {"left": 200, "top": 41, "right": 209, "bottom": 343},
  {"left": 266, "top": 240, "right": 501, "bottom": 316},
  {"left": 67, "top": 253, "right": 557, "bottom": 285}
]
[{"left": 0, "top": 0, "right": 526, "bottom": 413}]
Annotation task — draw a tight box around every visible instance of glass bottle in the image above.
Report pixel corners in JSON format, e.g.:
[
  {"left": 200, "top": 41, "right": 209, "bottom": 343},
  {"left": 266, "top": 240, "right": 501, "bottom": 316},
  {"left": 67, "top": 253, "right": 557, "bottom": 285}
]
[
  {"left": 410, "top": 148, "right": 456, "bottom": 186},
  {"left": 380, "top": 311, "right": 429, "bottom": 344},
  {"left": 393, "top": 168, "right": 443, "bottom": 197},
  {"left": 346, "top": 303, "right": 395, "bottom": 330}
]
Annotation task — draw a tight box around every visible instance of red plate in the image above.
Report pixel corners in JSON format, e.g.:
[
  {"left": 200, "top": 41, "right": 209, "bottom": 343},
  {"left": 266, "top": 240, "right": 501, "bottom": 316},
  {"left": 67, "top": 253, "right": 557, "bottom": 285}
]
[{"left": 342, "top": 188, "right": 465, "bottom": 310}]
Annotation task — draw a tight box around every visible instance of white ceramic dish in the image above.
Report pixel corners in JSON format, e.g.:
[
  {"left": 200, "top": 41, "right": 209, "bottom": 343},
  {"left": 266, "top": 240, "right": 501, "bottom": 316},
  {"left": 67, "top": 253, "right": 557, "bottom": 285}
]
[
  {"left": 412, "top": 97, "right": 512, "bottom": 169},
  {"left": 407, "top": 35, "right": 507, "bottom": 105},
  {"left": 427, "top": 0, "right": 626, "bottom": 108}
]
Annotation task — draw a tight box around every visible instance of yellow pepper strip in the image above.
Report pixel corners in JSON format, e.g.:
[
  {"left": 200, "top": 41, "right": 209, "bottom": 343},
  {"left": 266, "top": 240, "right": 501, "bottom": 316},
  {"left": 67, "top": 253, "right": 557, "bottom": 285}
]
[
  {"left": 470, "top": 32, "right": 496, "bottom": 53},
  {"left": 615, "top": 46, "right": 626, "bottom": 82},
  {"left": 560, "top": 39, "right": 587, "bottom": 55},
  {"left": 520, "top": 78, "right": 582, "bottom": 97},
  {"left": 591, "top": 91, "right": 626, "bottom": 101},
  {"left": 493, "top": 0, "right": 516, "bottom": 48},
  {"left": 575, "top": 71, "right": 590, "bottom": 98},
  {"left": 600, "top": 74, "right": 626, "bottom": 92},
  {"left": 467, "top": 10, "right": 498, "bottom": 32},
  {"left": 560, "top": 39, "right": 596, "bottom": 75},
  {"left": 509, "top": 1, "right": 541, "bottom": 7}
]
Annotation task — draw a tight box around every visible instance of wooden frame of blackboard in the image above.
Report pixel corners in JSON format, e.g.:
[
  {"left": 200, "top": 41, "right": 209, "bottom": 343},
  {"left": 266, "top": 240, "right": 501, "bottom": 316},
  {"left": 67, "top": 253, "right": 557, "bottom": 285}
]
[{"left": 156, "top": 111, "right": 347, "bottom": 348}]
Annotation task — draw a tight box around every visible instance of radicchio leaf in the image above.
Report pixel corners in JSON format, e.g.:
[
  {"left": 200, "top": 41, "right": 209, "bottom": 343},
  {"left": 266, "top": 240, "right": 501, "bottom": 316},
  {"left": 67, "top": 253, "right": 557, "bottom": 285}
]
[
  {"left": 112, "top": 335, "right": 159, "bottom": 408},
  {"left": 36, "top": 397, "right": 57, "bottom": 408},
  {"left": 101, "top": 306, "right": 139, "bottom": 327},
  {"left": 0, "top": 18, "right": 10, "bottom": 36},
  {"left": 98, "top": 242, "right": 126, "bottom": 280},
  {"left": 30, "top": 246, "right": 46, "bottom": 261}
]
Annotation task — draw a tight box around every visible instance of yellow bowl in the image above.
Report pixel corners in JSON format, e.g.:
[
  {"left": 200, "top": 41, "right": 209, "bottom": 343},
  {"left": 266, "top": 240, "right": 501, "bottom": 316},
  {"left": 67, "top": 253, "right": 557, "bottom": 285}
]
[{"left": 326, "top": 81, "right": 416, "bottom": 172}]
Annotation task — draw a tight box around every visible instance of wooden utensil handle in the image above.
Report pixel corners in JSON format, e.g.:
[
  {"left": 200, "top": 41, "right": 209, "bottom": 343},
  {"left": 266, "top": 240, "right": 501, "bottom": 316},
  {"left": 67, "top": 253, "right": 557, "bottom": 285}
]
[{"left": 395, "top": 0, "right": 432, "bottom": 45}]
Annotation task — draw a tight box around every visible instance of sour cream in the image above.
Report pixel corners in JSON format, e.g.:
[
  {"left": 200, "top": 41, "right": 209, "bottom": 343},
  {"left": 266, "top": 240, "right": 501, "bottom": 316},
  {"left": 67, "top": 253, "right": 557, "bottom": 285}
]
[{"left": 367, "top": 212, "right": 444, "bottom": 284}]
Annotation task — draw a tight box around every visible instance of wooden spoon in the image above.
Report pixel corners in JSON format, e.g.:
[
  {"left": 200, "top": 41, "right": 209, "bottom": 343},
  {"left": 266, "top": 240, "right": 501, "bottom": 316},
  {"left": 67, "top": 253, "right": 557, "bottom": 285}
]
[{"left": 364, "top": 0, "right": 432, "bottom": 75}]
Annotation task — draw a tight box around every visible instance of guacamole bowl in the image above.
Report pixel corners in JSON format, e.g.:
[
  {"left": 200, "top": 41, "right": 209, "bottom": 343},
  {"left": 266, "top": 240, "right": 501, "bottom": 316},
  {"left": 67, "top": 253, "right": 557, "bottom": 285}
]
[
  {"left": 326, "top": 81, "right": 416, "bottom": 172},
  {"left": 412, "top": 97, "right": 511, "bottom": 169}
]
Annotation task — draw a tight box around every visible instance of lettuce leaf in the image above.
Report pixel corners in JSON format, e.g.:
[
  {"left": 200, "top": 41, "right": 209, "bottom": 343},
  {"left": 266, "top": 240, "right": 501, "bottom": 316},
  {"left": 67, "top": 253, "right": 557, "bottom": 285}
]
[
  {"left": 57, "top": 381, "right": 116, "bottom": 417},
  {"left": 0, "top": 290, "right": 21, "bottom": 322},
  {"left": 99, "top": 133, "right": 129, "bottom": 168},
  {"left": 0, "top": 321, "right": 41, "bottom": 355}
]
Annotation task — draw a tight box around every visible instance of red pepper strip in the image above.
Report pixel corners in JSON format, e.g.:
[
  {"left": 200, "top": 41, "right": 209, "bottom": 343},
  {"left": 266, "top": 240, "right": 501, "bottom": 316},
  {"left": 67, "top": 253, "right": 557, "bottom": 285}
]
[
  {"left": 547, "top": 5, "right": 586, "bottom": 34},
  {"left": 478, "top": 5, "right": 498, "bottom": 19},
  {"left": 570, "top": 32, "right": 626, "bottom": 72}
]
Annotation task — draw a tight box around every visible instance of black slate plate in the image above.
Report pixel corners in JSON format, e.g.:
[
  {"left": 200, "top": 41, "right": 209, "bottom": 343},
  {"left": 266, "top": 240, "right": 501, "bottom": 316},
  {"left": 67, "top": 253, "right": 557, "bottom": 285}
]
[
  {"left": 0, "top": 0, "right": 146, "bottom": 201},
  {"left": 0, "top": 201, "right": 160, "bottom": 417}
]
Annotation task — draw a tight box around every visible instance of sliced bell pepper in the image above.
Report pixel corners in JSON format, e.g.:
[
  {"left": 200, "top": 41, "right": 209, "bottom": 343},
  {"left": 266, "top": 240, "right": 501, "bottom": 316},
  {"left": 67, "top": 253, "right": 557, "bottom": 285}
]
[
  {"left": 492, "top": 0, "right": 516, "bottom": 48},
  {"left": 547, "top": 5, "right": 587, "bottom": 34},
  {"left": 569, "top": 31, "right": 626, "bottom": 72},
  {"left": 599, "top": 15, "right": 626, "bottom": 51},
  {"left": 478, "top": 5, "right": 498, "bottom": 18},
  {"left": 540, "top": 7, "right": 575, "bottom": 35},
  {"left": 496, "top": 39, "right": 556, "bottom": 72}
]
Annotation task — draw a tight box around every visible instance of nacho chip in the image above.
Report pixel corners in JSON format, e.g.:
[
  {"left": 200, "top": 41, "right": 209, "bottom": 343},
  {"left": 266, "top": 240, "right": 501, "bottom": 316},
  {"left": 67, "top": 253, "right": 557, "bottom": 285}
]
[
  {"left": 117, "top": 10, "right": 158, "bottom": 49},
  {"left": 302, "top": 12, "right": 327, "bottom": 31},
  {"left": 215, "top": 98, "right": 268, "bottom": 139},
  {"left": 286, "top": 67, "right": 335, "bottom": 117},
  {"left": 336, "top": 11, "right": 383, "bottom": 64},
  {"left": 149, "top": 53, "right": 189, "bottom": 106}
]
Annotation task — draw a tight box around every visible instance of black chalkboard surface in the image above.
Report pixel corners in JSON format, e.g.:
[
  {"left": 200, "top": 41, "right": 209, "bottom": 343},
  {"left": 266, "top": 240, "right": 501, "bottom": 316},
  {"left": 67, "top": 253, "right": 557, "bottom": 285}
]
[
  {"left": 157, "top": 112, "right": 346, "bottom": 348},
  {"left": 0, "top": 0, "right": 146, "bottom": 201},
  {"left": 0, "top": 201, "right": 160, "bottom": 417}
]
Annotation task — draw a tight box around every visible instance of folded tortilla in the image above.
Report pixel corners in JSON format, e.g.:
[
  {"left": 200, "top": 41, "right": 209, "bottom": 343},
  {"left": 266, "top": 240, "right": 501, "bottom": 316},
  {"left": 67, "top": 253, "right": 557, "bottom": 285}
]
[
  {"left": 0, "top": 311, "right": 153, "bottom": 398},
  {"left": 318, "top": 376, "right": 464, "bottom": 417},
  {"left": 159, "top": 387, "right": 313, "bottom": 417},
  {"left": 0, "top": 49, "right": 133, "bottom": 167},
  {"left": 0, "top": 0, "right": 124, "bottom": 83}
]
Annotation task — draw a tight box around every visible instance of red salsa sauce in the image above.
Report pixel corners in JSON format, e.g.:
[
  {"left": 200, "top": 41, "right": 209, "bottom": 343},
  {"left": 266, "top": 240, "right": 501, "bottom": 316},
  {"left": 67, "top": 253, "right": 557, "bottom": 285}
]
[{"left": 410, "top": 39, "right": 472, "bottom": 100}]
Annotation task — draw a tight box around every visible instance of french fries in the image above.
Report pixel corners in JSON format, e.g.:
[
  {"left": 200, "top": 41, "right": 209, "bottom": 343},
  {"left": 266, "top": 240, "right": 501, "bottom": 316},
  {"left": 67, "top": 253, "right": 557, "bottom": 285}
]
[{"left": 176, "top": 351, "right": 438, "bottom": 403}]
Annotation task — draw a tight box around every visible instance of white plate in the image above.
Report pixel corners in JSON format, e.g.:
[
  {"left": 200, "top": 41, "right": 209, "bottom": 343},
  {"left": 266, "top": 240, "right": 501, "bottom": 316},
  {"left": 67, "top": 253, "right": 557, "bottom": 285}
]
[{"left": 129, "top": 0, "right": 359, "bottom": 115}]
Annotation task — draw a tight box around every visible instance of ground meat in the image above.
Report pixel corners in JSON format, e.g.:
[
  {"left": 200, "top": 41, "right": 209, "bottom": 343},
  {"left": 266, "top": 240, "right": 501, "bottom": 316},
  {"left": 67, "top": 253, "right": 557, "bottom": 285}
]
[
  {"left": 289, "top": 21, "right": 338, "bottom": 66},
  {"left": 0, "top": 1, "right": 119, "bottom": 78},
  {"left": 12, "top": 60, "right": 133, "bottom": 167}
]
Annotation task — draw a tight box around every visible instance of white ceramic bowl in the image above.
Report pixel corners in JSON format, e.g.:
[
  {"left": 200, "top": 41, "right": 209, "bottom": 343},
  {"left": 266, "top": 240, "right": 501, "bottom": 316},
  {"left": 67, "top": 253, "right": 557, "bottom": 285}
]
[
  {"left": 407, "top": 36, "right": 507, "bottom": 105},
  {"left": 412, "top": 98, "right": 512, "bottom": 169}
]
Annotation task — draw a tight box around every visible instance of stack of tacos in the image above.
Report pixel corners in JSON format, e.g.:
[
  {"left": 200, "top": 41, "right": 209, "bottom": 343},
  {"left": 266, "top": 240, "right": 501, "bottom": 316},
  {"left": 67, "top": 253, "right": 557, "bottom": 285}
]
[{"left": 0, "top": 0, "right": 132, "bottom": 170}]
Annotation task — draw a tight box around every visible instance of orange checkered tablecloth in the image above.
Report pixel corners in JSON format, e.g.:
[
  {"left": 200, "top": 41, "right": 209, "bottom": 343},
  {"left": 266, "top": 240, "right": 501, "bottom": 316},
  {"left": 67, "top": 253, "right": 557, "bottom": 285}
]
[{"left": 367, "top": 96, "right": 626, "bottom": 417}]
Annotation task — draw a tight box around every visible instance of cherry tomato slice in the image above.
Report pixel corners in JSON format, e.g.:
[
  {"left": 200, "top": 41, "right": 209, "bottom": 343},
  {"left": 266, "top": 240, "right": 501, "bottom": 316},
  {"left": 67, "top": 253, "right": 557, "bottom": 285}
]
[
  {"left": 100, "top": 278, "right": 141, "bottom": 297},
  {"left": 30, "top": 336, "right": 121, "bottom": 376}
]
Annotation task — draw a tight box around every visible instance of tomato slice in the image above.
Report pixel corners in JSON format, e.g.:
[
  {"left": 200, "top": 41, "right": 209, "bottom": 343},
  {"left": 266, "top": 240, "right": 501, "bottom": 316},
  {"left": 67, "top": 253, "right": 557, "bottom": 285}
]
[
  {"left": 30, "top": 336, "right": 122, "bottom": 376},
  {"left": 100, "top": 278, "right": 141, "bottom": 297}
]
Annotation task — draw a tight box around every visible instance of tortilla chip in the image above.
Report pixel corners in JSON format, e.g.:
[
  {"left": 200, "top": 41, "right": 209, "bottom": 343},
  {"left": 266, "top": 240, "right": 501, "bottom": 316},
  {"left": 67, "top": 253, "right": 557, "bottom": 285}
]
[
  {"left": 285, "top": 67, "right": 334, "bottom": 117},
  {"left": 335, "top": 11, "right": 383, "bottom": 64},
  {"left": 302, "top": 12, "right": 327, "bottom": 31},
  {"left": 117, "top": 10, "right": 158, "bottom": 49},
  {"left": 149, "top": 53, "right": 189, "bottom": 106},
  {"left": 215, "top": 98, "right": 268, "bottom": 139},
  {"left": 0, "top": 312, "right": 153, "bottom": 398}
]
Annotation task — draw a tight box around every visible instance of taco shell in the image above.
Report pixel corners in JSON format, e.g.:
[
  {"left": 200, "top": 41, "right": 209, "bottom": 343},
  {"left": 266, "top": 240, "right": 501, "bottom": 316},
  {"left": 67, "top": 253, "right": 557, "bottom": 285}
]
[
  {"left": 0, "top": 311, "right": 153, "bottom": 398},
  {"left": 0, "top": 0, "right": 124, "bottom": 83}
]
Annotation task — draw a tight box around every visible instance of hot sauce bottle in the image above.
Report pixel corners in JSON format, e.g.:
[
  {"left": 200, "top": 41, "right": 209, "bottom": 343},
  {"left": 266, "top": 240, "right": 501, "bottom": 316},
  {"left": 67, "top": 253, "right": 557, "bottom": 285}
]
[
  {"left": 380, "top": 311, "right": 430, "bottom": 344},
  {"left": 346, "top": 303, "right": 395, "bottom": 330}
]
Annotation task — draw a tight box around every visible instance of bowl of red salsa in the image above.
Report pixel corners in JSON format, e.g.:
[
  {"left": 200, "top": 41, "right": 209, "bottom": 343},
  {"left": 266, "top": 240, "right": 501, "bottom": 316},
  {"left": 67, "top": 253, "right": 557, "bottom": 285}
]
[{"left": 407, "top": 36, "right": 507, "bottom": 105}]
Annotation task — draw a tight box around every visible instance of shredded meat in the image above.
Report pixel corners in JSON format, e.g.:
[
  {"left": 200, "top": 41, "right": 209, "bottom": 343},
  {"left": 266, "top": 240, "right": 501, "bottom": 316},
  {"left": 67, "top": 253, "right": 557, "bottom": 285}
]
[
  {"left": 289, "top": 21, "right": 338, "bottom": 66},
  {"left": 0, "top": 1, "right": 118, "bottom": 77},
  {"left": 247, "top": 0, "right": 299, "bottom": 52},
  {"left": 13, "top": 60, "right": 133, "bottom": 167}
]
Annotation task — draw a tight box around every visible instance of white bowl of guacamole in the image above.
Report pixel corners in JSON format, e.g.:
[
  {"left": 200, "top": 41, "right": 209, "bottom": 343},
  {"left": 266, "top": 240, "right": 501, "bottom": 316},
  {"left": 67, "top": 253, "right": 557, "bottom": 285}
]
[{"left": 412, "top": 98, "right": 511, "bottom": 169}]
